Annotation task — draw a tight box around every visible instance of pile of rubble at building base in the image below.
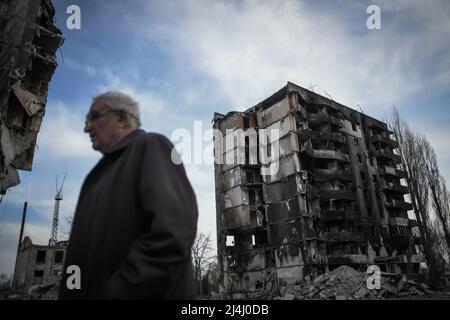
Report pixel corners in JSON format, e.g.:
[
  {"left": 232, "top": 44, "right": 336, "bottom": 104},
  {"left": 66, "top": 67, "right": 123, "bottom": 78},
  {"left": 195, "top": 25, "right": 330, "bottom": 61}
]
[
  {"left": 0, "top": 282, "right": 60, "bottom": 300},
  {"left": 274, "top": 265, "right": 433, "bottom": 300}
]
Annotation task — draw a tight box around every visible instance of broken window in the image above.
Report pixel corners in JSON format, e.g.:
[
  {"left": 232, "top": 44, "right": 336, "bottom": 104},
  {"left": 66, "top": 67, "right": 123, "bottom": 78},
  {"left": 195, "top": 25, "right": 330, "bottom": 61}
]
[
  {"left": 243, "top": 117, "right": 249, "bottom": 128},
  {"left": 36, "top": 250, "right": 46, "bottom": 263},
  {"left": 54, "top": 251, "right": 64, "bottom": 264},
  {"left": 354, "top": 138, "right": 359, "bottom": 147},
  {"left": 352, "top": 123, "right": 357, "bottom": 131},
  {"left": 6, "top": 94, "right": 28, "bottom": 132},
  {"left": 267, "top": 141, "right": 272, "bottom": 157},
  {"left": 253, "top": 230, "right": 268, "bottom": 247},
  {"left": 375, "top": 247, "right": 381, "bottom": 256},
  {"left": 249, "top": 190, "right": 255, "bottom": 205},
  {"left": 226, "top": 255, "right": 237, "bottom": 268},
  {"left": 34, "top": 270, "right": 44, "bottom": 284},
  {"left": 226, "top": 235, "right": 235, "bottom": 247},
  {"left": 358, "top": 154, "right": 363, "bottom": 164}
]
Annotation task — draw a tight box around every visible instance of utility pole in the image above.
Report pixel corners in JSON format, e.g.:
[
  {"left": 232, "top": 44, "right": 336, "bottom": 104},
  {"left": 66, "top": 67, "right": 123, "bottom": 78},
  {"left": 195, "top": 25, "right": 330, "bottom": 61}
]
[
  {"left": 13, "top": 201, "right": 28, "bottom": 287},
  {"left": 17, "top": 202, "right": 28, "bottom": 254}
]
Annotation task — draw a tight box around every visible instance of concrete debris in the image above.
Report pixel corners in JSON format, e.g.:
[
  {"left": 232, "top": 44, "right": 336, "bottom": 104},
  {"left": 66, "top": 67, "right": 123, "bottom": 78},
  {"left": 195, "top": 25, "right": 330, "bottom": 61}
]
[
  {"left": 0, "top": 280, "right": 60, "bottom": 300},
  {"left": 27, "top": 282, "right": 59, "bottom": 300},
  {"left": 273, "top": 266, "right": 431, "bottom": 300}
]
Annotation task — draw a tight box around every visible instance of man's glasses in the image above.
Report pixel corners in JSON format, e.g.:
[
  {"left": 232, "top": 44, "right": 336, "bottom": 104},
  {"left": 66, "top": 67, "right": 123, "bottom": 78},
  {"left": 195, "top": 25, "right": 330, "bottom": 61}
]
[{"left": 85, "top": 109, "right": 117, "bottom": 124}]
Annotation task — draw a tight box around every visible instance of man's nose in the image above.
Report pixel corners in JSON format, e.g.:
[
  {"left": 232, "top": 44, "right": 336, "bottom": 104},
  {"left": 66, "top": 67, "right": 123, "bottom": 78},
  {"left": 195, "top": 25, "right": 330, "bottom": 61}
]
[{"left": 84, "top": 120, "right": 91, "bottom": 133}]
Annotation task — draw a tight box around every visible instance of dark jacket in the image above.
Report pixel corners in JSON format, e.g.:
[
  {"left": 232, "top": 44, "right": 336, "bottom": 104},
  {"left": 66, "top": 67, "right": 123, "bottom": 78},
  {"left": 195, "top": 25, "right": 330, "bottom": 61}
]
[{"left": 59, "top": 130, "right": 198, "bottom": 299}]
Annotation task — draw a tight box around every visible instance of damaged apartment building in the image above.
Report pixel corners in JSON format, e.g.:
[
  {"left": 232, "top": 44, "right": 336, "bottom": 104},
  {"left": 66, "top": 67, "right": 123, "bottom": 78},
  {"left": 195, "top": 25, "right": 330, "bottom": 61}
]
[
  {"left": 213, "top": 82, "right": 424, "bottom": 296},
  {"left": 0, "top": 0, "right": 63, "bottom": 194},
  {"left": 13, "top": 236, "right": 67, "bottom": 293}
]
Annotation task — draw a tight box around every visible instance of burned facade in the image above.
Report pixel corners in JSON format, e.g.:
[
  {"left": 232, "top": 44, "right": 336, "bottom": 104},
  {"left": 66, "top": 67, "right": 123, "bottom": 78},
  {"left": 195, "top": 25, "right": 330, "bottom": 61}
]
[
  {"left": 0, "top": 0, "right": 63, "bottom": 193},
  {"left": 213, "top": 82, "right": 424, "bottom": 296}
]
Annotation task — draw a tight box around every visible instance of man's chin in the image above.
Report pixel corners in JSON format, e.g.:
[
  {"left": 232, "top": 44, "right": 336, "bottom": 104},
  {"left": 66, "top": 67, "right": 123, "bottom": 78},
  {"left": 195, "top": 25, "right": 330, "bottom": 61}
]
[{"left": 92, "top": 142, "right": 100, "bottom": 151}]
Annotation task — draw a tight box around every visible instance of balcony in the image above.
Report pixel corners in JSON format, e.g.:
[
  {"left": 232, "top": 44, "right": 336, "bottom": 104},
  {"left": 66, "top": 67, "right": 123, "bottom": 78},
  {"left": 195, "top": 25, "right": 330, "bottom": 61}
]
[
  {"left": 385, "top": 199, "right": 413, "bottom": 211},
  {"left": 297, "top": 129, "right": 311, "bottom": 141},
  {"left": 324, "top": 231, "right": 363, "bottom": 242},
  {"left": 308, "top": 112, "right": 343, "bottom": 127},
  {"left": 321, "top": 210, "right": 353, "bottom": 221},
  {"left": 314, "top": 168, "right": 353, "bottom": 181},
  {"left": 410, "top": 254, "right": 425, "bottom": 263},
  {"left": 382, "top": 182, "right": 409, "bottom": 194},
  {"left": 396, "top": 169, "right": 407, "bottom": 178},
  {"left": 327, "top": 254, "right": 368, "bottom": 265},
  {"left": 379, "top": 166, "right": 407, "bottom": 178},
  {"left": 291, "top": 103, "right": 307, "bottom": 120},
  {"left": 389, "top": 217, "right": 409, "bottom": 226},
  {"left": 409, "top": 219, "right": 418, "bottom": 227},
  {"left": 389, "top": 234, "right": 410, "bottom": 247},
  {"left": 370, "top": 134, "right": 399, "bottom": 148},
  {"left": 310, "top": 131, "right": 346, "bottom": 144},
  {"left": 319, "top": 189, "right": 357, "bottom": 201},
  {"left": 313, "top": 149, "right": 349, "bottom": 162},
  {"left": 375, "top": 149, "right": 402, "bottom": 162}
]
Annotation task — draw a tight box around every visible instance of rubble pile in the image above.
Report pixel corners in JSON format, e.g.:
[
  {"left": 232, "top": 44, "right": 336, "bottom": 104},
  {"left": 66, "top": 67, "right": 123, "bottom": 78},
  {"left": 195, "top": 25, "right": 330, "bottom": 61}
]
[
  {"left": 0, "top": 281, "right": 60, "bottom": 300},
  {"left": 275, "top": 265, "right": 431, "bottom": 300}
]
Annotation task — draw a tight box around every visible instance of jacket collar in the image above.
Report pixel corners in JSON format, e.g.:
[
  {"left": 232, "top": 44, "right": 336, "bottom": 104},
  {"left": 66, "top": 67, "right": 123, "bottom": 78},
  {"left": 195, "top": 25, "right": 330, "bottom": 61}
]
[{"left": 104, "top": 129, "right": 145, "bottom": 156}]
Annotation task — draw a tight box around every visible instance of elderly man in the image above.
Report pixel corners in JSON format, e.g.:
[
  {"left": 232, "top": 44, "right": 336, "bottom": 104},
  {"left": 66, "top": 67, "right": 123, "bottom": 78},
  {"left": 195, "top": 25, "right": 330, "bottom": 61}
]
[{"left": 59, "top": 92, "right": 198, "bottom": 299}]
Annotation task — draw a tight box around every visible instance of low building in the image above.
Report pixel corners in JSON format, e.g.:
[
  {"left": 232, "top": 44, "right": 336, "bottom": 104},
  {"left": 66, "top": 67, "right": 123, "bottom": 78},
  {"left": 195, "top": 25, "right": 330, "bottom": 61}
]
[{"left": 13, "top": 236, "right": 67, "bottom": 295}]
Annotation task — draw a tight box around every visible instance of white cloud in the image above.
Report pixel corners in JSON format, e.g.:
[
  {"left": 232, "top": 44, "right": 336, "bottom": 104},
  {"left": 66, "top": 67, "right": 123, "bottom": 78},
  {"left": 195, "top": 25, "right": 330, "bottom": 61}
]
[
  {"left": 142, "top": 0, "right": 450, "bottom": 114},
  {"left": 98, "top": 70, "right": 166, "bottom": 124},
  {"left": 64, "top": 57, "right": 97, "bottom": 77},
  {"left": 37, "top": 101, "right": 98, "bottom": 160}
]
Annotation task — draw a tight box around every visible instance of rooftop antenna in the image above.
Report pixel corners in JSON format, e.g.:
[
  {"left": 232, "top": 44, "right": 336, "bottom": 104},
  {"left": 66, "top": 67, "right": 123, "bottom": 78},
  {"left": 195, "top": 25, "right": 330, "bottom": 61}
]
[
  {"left": 49, "top": 173, "right": 66, "bottom": 246},
  {"left": 324, "top": 91, "right": 334, "bottom": 101},
  {"left": 308, "top": 83, "right": 318, "bottom": 93},
  {"left": 355, "top": 104, "right": 365, "bottom": 114}
]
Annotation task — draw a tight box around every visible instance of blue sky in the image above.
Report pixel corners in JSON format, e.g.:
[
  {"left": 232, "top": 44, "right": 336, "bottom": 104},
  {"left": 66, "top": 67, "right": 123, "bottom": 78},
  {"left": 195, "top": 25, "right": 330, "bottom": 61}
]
[{"left": 1, "top": 0, "right": 449, "bottom": 276}]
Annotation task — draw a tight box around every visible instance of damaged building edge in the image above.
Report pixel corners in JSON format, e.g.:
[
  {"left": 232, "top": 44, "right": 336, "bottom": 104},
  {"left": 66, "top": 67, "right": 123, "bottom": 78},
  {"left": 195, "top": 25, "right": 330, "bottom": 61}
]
[
  {"left": 213, "top": 81, "right": 425, "bottom": 297},
  {"left": 0, "top": 0, "right": 64, "bottom": 193}
]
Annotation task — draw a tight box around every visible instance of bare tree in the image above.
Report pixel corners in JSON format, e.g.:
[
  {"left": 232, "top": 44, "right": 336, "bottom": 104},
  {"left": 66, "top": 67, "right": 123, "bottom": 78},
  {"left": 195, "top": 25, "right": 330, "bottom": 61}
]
[
  {"left": 389, "top": 108, "right": 441, "bottom": 288},
  {"left": 60, "top": 215, "right": 73, "bottom": 241},
  {"left": 191, "top": 232, "right": 216, "bottom": 297},
  {"left": 422, "top": 141, "right": 450, "bottom": 257}
]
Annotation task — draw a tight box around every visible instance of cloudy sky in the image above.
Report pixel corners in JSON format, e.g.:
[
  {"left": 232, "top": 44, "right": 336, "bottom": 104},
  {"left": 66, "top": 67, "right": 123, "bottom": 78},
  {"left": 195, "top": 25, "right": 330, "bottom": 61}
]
[{"left": 1, "top": 0, "right": 449, "bottom": 276}]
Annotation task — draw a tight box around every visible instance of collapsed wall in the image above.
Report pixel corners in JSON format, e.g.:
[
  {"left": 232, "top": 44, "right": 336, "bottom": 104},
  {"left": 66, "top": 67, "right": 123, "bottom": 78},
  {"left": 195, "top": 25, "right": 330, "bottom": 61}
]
[{"left": 0, "top": 0, "right": 63, "bottom": 193}]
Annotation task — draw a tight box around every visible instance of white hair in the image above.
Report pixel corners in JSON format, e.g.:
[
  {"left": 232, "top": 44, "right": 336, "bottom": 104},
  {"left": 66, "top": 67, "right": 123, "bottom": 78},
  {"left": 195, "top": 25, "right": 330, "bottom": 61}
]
[{"left": 92, "top": 91, "right": 141, "bottom": 129}]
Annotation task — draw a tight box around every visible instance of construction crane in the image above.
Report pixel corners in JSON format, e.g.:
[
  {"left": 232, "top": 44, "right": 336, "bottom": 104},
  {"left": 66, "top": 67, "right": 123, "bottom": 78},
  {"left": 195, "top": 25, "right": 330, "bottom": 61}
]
[{"left": 49, "top": 173, "right": 66, "bottom": 246}]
